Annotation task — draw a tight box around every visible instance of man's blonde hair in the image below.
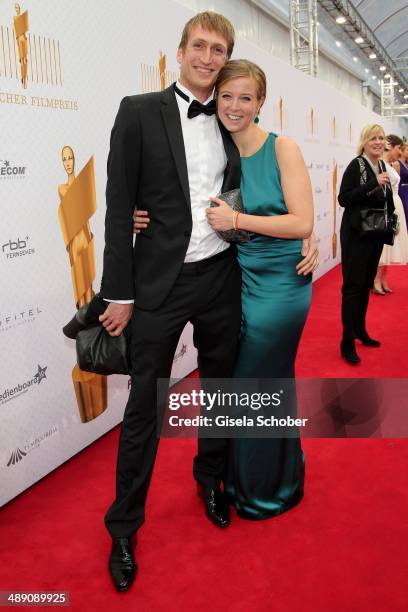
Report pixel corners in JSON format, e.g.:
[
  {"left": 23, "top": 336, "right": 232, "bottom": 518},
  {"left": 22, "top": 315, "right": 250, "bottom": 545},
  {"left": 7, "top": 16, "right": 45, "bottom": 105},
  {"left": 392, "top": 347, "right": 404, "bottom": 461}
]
[{"left": 178, "top": 11, "right": 235, "bottom": 58}]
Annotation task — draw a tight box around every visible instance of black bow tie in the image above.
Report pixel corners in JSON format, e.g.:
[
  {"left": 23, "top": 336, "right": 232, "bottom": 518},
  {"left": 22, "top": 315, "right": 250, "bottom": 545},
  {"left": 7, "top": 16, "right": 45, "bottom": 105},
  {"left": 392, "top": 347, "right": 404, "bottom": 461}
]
[
  {"left": 173, "top": 84, "right": 216, "bottom": 119},
  {"left": 187, "top": 99, "right": 216, "bottom": 119}
]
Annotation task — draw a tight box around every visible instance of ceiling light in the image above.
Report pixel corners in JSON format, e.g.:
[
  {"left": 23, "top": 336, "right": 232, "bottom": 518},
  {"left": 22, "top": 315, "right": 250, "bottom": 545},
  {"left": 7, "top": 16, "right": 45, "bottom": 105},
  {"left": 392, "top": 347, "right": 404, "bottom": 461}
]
[
  {"left": 335, "top": 41, "right": 341, "bottom": 47},
  {"left": 404, "top": 95, "right": 408, "bottom": 99},
  {"left": 379, "top": 66, "right": 386, "bottom": 71},
  {"left": 371, "top": 75, "right": 376, "bottom": 80},
  {"left": 336, "top": 16, "right": 347, "bottom": 24},
  {"left": 353, "top": 56, "right": 358, "bottom": 62},
  {"left": 384, "top": 73, "right": 391, "bottom": 78},
  {"left": 369, "top": 53, "right": 377, "bottom": 59},
  {"left": 365, "top": 68, "right": 369, "bottom": 73},
  {"left": 399, "top": 88, "right": 404, "bottom": 93},
  {"left": 355, "top": 37, "right": 364, "bottom": 44}
]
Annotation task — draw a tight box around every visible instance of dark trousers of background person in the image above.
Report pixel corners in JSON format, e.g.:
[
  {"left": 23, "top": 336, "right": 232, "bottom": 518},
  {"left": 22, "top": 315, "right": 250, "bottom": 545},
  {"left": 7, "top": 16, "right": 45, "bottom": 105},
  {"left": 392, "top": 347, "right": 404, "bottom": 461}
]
[
  {"left": 340, "top": 224, "right": 384, "bottom": 343},
  {"left": 105, "top": 249, "right": 242, "bottom": 538}
]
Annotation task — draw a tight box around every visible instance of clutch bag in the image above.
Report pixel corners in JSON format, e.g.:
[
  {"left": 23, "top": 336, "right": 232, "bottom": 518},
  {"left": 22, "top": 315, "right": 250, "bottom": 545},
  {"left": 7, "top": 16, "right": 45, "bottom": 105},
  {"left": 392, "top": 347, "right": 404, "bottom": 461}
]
[
  {"left": 210, "top": 188, "right": 250, "bottom": 243},
  {"left": 76, "top": 324, "right": 130, "bottom": 376},
  {"left": 63, "top": 295, "right": 130, "bottom": 376}
]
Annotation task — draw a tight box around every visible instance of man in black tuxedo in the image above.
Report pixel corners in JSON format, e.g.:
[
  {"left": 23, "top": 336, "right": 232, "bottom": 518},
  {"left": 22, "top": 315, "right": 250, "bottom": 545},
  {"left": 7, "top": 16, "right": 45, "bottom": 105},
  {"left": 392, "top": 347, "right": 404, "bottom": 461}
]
[
  {"left": 100, "top": 12, "right": 241, "bottom": 591},
  {"left": 100, "top": 10, "right": 317, "bottom": 592}
]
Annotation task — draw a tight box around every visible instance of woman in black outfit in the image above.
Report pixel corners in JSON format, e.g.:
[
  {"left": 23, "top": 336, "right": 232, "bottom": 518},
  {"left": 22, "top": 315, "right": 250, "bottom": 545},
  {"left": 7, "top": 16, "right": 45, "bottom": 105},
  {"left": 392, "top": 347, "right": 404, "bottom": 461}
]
[{"left": 338, "top": 124, "right": 395, "bottom": 365}]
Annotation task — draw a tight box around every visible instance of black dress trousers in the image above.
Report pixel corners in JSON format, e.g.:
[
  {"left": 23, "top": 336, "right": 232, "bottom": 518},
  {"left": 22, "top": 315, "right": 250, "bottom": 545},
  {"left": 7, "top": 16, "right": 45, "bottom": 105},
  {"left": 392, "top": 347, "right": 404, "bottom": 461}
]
[
  {"left": 340, "top": 223, "right": 383, "bottom": 342},
  {"left": 105, "top": 248, "right": 241, "bottom": 538}
]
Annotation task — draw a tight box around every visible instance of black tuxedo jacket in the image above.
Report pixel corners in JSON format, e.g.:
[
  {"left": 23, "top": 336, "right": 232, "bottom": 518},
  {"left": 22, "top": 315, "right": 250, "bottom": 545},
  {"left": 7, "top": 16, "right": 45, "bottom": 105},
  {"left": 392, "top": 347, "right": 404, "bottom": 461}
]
[
  {"left": 338, "top": 156, "right": 394, "bottom": 233},
  {"left": 100, "top": 84, "right": 241, "bottom": 310}
]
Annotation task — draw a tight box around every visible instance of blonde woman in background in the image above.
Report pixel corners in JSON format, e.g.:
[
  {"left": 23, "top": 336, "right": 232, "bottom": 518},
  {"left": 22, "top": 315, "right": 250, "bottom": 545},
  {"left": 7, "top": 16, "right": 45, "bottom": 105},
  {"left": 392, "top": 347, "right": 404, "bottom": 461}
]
[{"left": 338, "top": 124, "right": 394, "bottom": 364}]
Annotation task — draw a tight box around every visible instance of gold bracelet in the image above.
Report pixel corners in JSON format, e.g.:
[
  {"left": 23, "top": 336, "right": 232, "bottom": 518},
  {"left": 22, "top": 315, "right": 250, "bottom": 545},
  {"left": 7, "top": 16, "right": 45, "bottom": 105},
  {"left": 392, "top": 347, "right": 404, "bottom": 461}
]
[
  {"left": 232, "top": 210, "right": 237, "bottom": 230},
  {"left": 236, "top": 212, "right": 240, "bottom": 230}
]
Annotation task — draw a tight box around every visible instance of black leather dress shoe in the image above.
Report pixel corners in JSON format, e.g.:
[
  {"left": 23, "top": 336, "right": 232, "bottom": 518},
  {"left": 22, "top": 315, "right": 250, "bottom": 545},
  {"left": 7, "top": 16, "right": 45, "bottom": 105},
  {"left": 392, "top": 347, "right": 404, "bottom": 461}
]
[
  {"left": 355, "top": 334, "right": 381, "bottom": 347},
  {"left": 340, "top": 342, "right": 361, "bottom": 365},
  {"left": 197, "top": 484, "right": 231, "bottom": 528},
  {"left": 109, "top": 537, "right": 137, "bottom": 592}
]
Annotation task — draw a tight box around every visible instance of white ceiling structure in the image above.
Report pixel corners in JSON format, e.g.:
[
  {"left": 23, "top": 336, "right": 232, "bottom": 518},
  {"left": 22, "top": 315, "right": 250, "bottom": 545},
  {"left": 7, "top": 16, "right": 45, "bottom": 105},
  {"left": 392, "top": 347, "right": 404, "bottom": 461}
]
[
  {"left": 318, "top": 0, "right": 408, "bottom": 109},
  {"left": 351, "top": 0, "right": 408, "bottom": 62}
]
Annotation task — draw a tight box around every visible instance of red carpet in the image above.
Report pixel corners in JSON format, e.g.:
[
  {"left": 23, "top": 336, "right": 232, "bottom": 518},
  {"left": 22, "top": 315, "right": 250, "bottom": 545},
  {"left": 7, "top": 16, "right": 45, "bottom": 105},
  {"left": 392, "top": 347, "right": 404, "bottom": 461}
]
[
  {"left": 297, "top": 264, "right": 408, "bottom": 378},
  {"left": 0, "top": 265, "right": 407, "bottom": 611}
]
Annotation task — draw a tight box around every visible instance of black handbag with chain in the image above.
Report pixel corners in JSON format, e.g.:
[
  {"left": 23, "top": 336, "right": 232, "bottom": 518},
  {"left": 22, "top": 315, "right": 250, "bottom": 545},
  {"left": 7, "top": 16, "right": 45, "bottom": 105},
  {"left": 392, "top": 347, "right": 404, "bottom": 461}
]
[{"left": 358, "top": 157, "right": 397, "bottom": 243}]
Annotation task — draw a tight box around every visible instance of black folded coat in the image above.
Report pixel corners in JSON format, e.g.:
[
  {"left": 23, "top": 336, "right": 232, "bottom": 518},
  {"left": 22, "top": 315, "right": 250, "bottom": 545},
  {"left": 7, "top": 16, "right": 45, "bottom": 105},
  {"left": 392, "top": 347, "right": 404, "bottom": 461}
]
[{"left": 63, "top": 295, "right": 130, "bottom": 376}]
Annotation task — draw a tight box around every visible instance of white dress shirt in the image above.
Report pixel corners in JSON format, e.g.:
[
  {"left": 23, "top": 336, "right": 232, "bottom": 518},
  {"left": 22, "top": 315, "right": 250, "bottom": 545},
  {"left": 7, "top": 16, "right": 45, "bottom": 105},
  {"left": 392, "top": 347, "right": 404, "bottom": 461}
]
[
  {"left": 107, "top": 81, "right": 229, "bottom": 303},
  {"left": 175, "top": 81, "right": 229, "bottom": 262}
]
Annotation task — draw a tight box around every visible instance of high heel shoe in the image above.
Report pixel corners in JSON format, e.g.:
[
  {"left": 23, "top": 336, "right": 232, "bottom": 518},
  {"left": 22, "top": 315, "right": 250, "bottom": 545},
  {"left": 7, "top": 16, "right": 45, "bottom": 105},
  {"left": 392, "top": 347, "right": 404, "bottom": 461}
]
[
  {"left": 373, "top": 284, "right": 386, "bottom": 295},
  {"left": 355, "top": 333, "right": 381, "bottom": 347},
  {"left": 340, "top": 341, "right": 361, "bottom": 365}
]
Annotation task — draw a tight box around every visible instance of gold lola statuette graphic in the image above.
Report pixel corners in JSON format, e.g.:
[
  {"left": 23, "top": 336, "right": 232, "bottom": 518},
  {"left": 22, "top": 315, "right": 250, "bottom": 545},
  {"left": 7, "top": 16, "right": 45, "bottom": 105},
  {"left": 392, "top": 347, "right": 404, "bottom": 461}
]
[
  {"left": 159, "top": 50, "right": 166, "bottom": 91},
  {"left": 13, "top": 3, "right": 29, "bottom": 88},
  {"left": 141, "top": 51, "right": 178, "bottom": 93},
  {"left": 310, "top": 108, "right": 314, "bottom": 137},
  {"left": 332, "top": 161, "right": 338, "bottom": 258},
  {"left": 58, "top": 147, "right": 107, "bottom": 423},
  {"left": 332, "top": 115, "right": 337, "bottom": 140},
  {"left": 58, "top": 147, "right": 95, "bottom": 308}
]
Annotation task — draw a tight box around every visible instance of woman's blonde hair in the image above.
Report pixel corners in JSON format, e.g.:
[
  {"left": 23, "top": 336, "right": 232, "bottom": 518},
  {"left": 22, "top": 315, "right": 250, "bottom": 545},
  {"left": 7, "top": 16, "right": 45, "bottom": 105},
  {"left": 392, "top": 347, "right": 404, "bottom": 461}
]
[
  {"left": 357, "top": 124, "right": 385, "bottom": 156},
  {"left": 215, "top": 59, "right": 267, "bottom": 100}
]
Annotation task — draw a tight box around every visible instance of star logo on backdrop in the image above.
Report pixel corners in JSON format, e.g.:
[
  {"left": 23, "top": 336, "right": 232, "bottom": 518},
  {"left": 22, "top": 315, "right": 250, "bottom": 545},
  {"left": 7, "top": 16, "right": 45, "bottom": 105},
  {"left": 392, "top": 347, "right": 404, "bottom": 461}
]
[{"left": 34, "top": 364, "right": 47, "bottom": 384}]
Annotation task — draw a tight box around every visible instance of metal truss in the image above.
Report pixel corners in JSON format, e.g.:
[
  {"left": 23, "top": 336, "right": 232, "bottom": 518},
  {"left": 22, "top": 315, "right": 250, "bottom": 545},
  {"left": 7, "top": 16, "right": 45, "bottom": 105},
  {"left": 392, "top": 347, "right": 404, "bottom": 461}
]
[
  {"left": 289, "top": 0, "right": 319, "bottom": 77},
  {"left": 381, "top": 74, "right": 408, "bottom": 118}
]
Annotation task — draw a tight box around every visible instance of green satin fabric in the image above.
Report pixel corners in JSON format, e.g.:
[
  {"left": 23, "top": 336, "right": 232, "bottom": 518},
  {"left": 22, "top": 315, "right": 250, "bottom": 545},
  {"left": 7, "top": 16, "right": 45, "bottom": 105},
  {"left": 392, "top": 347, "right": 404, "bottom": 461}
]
[{"left": 225, "top": 133, "right": 312, "bottom": 520}]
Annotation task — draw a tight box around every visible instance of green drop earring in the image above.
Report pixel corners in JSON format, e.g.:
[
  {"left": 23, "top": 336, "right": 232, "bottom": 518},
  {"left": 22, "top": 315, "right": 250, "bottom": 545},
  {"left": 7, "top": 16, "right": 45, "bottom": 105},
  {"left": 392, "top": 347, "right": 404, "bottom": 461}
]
[{"left": 254, "top": 116, "right": 260, "bottom": 124}]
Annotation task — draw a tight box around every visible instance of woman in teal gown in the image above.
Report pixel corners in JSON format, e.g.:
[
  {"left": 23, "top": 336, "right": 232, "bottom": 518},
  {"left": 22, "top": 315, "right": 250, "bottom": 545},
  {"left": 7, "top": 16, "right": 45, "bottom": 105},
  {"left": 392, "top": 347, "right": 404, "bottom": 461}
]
[{"left": 207, "top": 60, "right": 315, "bottom": 520}]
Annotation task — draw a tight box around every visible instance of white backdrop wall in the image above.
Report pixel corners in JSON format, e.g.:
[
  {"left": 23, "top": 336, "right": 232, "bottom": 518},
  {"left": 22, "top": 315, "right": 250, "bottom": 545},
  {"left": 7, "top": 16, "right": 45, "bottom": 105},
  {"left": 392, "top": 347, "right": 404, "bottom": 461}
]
[{"left": 0, "top": 0, "right": 401, "bottom": 506}]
